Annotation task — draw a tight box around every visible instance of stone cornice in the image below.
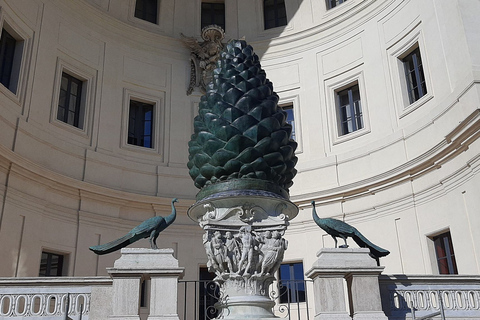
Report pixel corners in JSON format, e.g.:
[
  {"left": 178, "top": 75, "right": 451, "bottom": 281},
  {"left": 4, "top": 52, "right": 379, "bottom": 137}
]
[
  {"left": 293, "top": 108, "right": 480, "bottom": 209},
  {"left": 253, "top": 0, "right": 394, "bottom": 58},
  {"left": 0, "top": 276, "right": 112, "bottom": 286},
  {"left": 0, "top": 143, "right": 193, "bottom": 208}
]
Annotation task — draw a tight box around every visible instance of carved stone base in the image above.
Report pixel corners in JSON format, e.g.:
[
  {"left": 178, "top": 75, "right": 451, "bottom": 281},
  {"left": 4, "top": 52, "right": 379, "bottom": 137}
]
[{"left": 188, "top": 190, "right": 298, "bottom": 320}]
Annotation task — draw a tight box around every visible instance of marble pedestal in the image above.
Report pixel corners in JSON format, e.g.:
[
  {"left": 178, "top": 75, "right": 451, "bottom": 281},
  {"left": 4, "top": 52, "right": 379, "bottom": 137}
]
[
  {"left": 107, "top": 248, "right": 185, "bottom": 320},
  {"left": 188, "top": 190, "right": 299, "bottom": 320},
  {"left": 305, "top": 248, "right": 388, "bottom": 320}
]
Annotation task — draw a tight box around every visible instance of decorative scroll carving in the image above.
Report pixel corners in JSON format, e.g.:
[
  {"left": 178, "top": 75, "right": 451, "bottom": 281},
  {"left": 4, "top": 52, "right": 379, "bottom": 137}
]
[
  {"left": 198, "top": 203, "right": 287, "bottom": 226},
  {"left": 181, "top": 25, "right": 225, "bottom": 95}
]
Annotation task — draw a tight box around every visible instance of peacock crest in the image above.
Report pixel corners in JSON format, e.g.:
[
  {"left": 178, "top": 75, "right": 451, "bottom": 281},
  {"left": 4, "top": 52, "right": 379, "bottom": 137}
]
[{"left": 188, "top": 40, "right": 298, "bottom": 200}]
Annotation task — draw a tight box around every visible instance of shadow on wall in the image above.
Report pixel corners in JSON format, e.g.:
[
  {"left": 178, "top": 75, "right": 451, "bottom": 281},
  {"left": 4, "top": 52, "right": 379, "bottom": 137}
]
[
  {"left": 183, "top": 0, "right": 304, "bottom": 59},
  {"left": 241, "top": 0, "right": 303, "bottom": 60}
]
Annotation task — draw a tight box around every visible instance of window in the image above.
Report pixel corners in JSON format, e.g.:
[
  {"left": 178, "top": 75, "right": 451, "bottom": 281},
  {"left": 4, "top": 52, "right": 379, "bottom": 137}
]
[
  {"left": 402, "top": 47, "right": 427, "bottom": 104},
  {"left": 39, "top": 252, "right": 65, "bottom": 277},
  {"left": 336, "top": 83, "right": 363, "bottom": 135},
  {"left": 135, "top": 0, "right": 158, "bottom": 24},
  {"left": 264, "top": 0, "right": 287, "bottom": 30},
  {"left": 199, "top": 267, "right": 219, "bottom": 319},
  {"left": 201, "top": 2, "right": 225, "bottom": 31},
  {"left": 0, "top": 27, "right": 23, "bottom": 94},
  {"left": 433, "top": 232, "right": 458, "bottom": 275},
  {"left": 279, "top": 262, "right": 305, "bottom": 303},
  {"left": 57, "top": 72, "right": 84, "bottom": 128},
  {"left": 281, "top": 104, "right": 296, "bottom": 141},
  {"left": 326, "top": 0, "right": 347, "bottom": 9},
  {"left": 128, "top": 100, "right": 154, "bottom": 148}
]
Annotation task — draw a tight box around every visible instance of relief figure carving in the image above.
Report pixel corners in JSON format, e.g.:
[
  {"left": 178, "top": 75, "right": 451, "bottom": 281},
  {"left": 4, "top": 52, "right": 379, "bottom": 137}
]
[{"left": 181, "top": 25, "right": 225, "bottom": 95}]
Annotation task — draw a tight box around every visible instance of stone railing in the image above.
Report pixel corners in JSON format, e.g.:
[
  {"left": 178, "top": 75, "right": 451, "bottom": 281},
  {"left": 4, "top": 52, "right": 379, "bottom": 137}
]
[
  {"left": 0, "top": 277, "right": 112, "bottom": 319},
  {"left": 379, "top": 274, "right": 480, "bottom": 320},
  {"left": 2, "top": 254, "right": 480, "bottom": 320}
]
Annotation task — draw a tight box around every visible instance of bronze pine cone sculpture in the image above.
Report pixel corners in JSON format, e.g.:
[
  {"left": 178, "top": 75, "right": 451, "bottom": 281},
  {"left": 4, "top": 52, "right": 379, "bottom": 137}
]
[{"left": 188, "top": 40, "right": 298, "bottom": 199}]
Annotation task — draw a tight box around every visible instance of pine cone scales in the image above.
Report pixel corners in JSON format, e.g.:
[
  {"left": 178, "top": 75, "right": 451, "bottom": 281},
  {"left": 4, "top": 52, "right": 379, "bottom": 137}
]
[{"left": 188, "top": 40, "right": 298, "bottom": 198}]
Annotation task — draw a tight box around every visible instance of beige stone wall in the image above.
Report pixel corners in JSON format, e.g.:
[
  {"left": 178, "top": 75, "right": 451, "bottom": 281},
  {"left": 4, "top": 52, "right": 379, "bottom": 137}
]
[{"left": 0, "top": 0, "right": 478, "bottom": 279}]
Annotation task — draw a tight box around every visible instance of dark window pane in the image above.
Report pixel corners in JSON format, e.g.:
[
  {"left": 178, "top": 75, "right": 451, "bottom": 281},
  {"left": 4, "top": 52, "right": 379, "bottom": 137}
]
[
  {"left": 403, "top": 47, "right": 427, "bottom": 104},
  {"left": 337, "top": 84, "right": 362, "bottom": 135},
  {"left": 433, "top": 232, "right": 457, "bottom": 275},
  {"left": 57, "top": 72, "right": 83, "bottom": 128},
  {"left": 39, "top": 252, "right": 64, "bottom": 277},
  {"left": 0, "top": 28, "right": 16, "bottom": 90},
  {"left": 135, "top": 0, "right": 158, "bottom": 24},
  {"left": 201, "top": 2, "right": 225, "bottom": 31},
  {"left": 279, "top": 262, "right": 305, "bottom": 303},
  {"left": 281, "top": 104, "right": 296, "bottom": 141},
  {"left": 327, "top": 0, "right": 347, "bottom": 9},
  {"left": 199, "top": 267, "right": 219, "bottom": 320},
  {"left": 264, "top": 0, "right": 287, "bottom": 30},
  {"left": 128, "top": 100, "right": 155, "bottom": 148}
]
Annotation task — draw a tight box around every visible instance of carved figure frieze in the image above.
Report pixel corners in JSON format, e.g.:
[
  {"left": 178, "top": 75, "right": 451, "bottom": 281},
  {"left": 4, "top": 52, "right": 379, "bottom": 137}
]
[
  {"left": 181, "top": 25, "right": 225, "bottom": 95},
  {"left": 202, "top": 226, "right": 288, "bottom": 284}
]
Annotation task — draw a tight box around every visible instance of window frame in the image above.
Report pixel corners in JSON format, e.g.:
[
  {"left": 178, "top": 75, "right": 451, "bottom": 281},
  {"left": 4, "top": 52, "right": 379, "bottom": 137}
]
[
  {"left": 50, "top": 58, "right": 96, "bottom": 136},
  {"left": 336, "top": 83, "right": 363, "bottom": 136},
  {"left": 0, "top": 11, "right": 32, "bottom": 104},
  {"left": 0, "top": 28, "right": 18, "bottom": 91},
  {"left": 263, "top": 0, "right": 288, "bottom": 30},
  {"left": 134, "top": 0, "right": 159, "bottom": 24},
  {"left": 198, "top": 266, "right": 220, "bottom": 319},
  {"left": 401, "top": 46, "right": 427, "bottom": 105},
  {"left": 325, "top": 0, "right": 347, "bottom": 10},
  {"left": 277, "top": 93, "right": 302, "bottom": 153},
  {"left": 201, "top": 1, "right": 226, "bottom": 31},
  {"left": 57, "top": 72, "right": 83, "bottom": 128},
  {"left": 122, "top": 89, "right": 164, "bottom": 157},
  {"left": 128, "top": 99, "right": 155, "bottom": 149},
  {"left": 325, "top": 70, "right": 370, "bottom": 145},
  {"left": 432, "top": 231, "right": 458, "bottom": 275},
  {"left": 280, "top": 103, "right": 296, "bottom": 142},
  {"left": 278, "top": 261, "right": 306, "bottom": 304},
  {"left": 427, "top": 230, "right": 458, "bottom": 275},
  {"left": 387, "top": 26, "right": 433, "bottom": 118},
  {"left": 39, "top": 251, "right": 67, "bottom": 277}
]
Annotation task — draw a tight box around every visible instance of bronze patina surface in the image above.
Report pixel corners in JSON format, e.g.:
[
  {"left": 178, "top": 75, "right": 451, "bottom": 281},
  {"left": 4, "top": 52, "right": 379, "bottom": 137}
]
[{"left": 187, "top": 40, "right": 298, "bottom": 201}]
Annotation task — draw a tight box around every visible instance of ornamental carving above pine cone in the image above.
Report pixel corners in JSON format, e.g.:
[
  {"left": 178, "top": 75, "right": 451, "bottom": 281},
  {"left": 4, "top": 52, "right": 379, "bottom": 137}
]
[{"left": 187, "top": 40, "right": 298, "bottom": 193}]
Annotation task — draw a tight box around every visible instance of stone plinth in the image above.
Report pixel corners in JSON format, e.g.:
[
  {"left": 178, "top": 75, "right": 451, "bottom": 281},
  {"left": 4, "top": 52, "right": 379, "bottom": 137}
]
[
  {"left": 107, "top": 248, "right": 185, "bottom": 320},
  {"left": 305, "top": 248, "right": 388, "bottom": 320}
]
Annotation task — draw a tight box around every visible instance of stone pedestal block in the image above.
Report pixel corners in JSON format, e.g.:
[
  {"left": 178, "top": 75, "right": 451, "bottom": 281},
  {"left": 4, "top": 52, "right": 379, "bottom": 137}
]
[
  {"left": 306, "top": 248, "right": 388, "bottom": 320},
  {"left": 108, "top": 276, "right": 142, "bottom": 320},
  {"left": 107, "top": 248, "right": 185, "bottom": 320}
]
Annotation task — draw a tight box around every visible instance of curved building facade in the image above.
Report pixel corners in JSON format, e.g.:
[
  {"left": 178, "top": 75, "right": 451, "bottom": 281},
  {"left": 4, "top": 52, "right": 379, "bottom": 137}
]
[{"left": 0, "top": 0, "right": 478, "bottom": 282}]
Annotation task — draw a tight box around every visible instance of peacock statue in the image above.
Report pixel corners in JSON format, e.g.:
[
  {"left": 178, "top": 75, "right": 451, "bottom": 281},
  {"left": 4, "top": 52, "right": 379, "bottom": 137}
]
[
  {"left": 89, "top": 198, "right": 178, "bottom": 255},
  {"left": 311, "top": 201, "right": 389, "bottom": 258}
]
